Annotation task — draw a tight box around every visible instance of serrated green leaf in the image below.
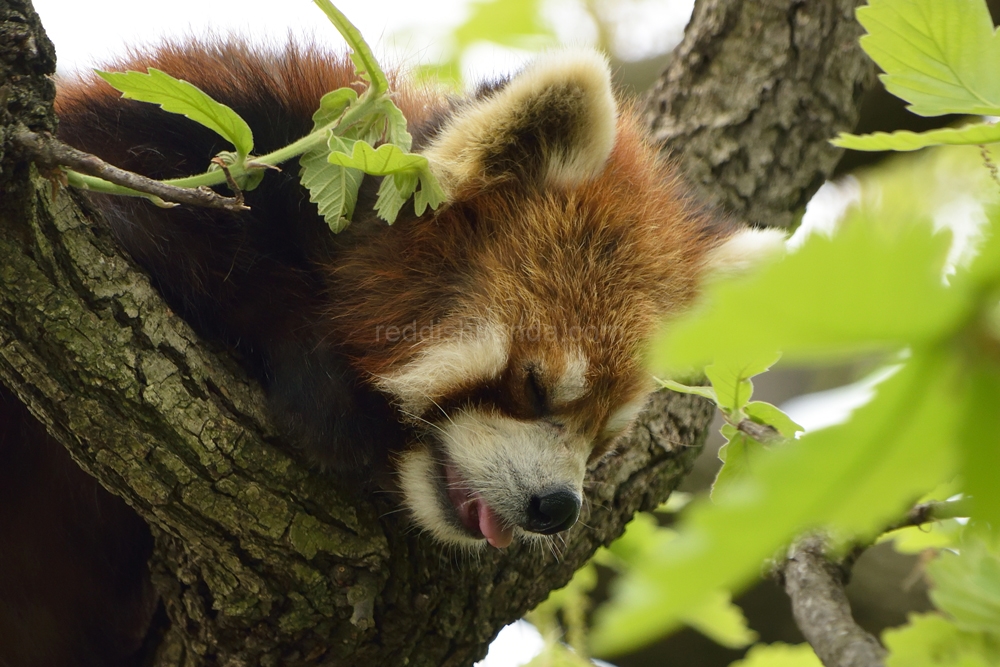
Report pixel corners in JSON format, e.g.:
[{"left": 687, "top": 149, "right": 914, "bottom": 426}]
[
  {"left": 377, "top": 99, "right": 413, "bottom": 151},
  {"left": 729, "top": 643, "right": 823, "bottom": 667},
  {"left": 299, "top": 135, "right": 363, "bottom": 233},
  {"left": 657, "top": 379, "right": 718, "bottom": 402},
  {"left": 883, "top": 613, "right": 1000, "bottom": 667},
  {"left": 649, "top": 219, "right": 969, "bottom": 373},
  {"left": 856, "top": 0, "right": 1000, "bottom": 116},
  {"left": 591, "top": 351, "right": 958, "bottom": 657},
  {"left": 680, "top": 590, "right": 757, "bottom": 649},
  {"left": 328, "top": 141, "right": 428, "bottom": 175},
  {"left": 833, "top": 122, "right": 1000, "bottom": 152},
  {"left": 97, "top": 68, "right": 253, "bottom": 157},
  {"left": 413, "top": 171, "right": 447, "bottom": 216},
  {"left": 744, "top": 402, "right": 803, "bottom": 439},
  {"left": 929, "top": 541, "right": 1000, "bottom": 634},
  {"left": 705, "top": 355, "right": 779, "bottom": 413},
  {"left": 375, "top": 171, "right": 419, "bottom": 223}
]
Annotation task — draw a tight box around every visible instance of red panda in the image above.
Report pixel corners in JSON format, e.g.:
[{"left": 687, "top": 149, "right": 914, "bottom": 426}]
[{"left": 1, "top": 38, "right": 782, "bottom": 666}]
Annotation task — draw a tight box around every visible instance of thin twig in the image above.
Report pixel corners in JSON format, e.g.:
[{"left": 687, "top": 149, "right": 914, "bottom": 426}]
[
  {"left": 735, "top": 418, "right": 782, "bottom": 443},
  {"left": 882, "top": 497, "right": 971, "bottom": 534},
  {"left": 210, "top": 156, "right": 245, "bottom": 208},
  {"left": 12, "top": 128, "right": 249, "bottom": 212},
  {"left": 779, "top": 536, "right": 886, "bottom": 667}
]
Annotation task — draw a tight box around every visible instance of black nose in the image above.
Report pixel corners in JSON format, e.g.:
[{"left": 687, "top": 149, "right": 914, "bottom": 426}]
[{"left": 523, "top": 488, "right": 582, "bottom": 535}]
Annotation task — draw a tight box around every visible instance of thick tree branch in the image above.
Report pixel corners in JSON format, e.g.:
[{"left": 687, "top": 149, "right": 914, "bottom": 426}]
[
  {"left": 649, "top": 0, "right": 875, "bottom": 229},
  {"left": 780, "top": 536, "right": 886, "bottom": 667}
]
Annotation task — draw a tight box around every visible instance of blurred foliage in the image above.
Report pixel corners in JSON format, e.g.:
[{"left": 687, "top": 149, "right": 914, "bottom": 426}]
[{"left": 400, "top": 0, "right": 690, "bottom": 87}]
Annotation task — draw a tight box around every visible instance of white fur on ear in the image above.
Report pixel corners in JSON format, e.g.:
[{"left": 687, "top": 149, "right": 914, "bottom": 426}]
[
  {"left": 704, "top": 227, "right": 787, "bottom": 279},
  {"left": 422, "top": 49, "right": 617, "bottom": 195}
]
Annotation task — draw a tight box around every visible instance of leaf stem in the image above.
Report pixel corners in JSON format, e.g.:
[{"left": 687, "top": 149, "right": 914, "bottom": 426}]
[
  {"left": 69, "top": 90, "right": 381, "bottom": 197},
  {"left": 311, "top": 0, "right": 389, "bottom": 95}
]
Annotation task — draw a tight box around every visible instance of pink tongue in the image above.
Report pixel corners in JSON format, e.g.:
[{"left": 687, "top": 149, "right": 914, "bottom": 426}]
[
  {"left": 478, "top": 502, "right": 514, "bottom": 549},
  {"left": 444, "top": 462, "right": 514, "bottom": 548}
]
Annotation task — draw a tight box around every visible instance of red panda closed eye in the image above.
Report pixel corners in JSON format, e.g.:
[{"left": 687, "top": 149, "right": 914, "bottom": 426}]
[{"left": 49, "top": 39, "right": 785, "bottom": 550}]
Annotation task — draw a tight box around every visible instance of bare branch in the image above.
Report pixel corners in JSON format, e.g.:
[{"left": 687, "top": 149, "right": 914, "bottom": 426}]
[
  {"left": 884, "top": 497, "right": 972, "bottom": 534},
  {"left": 780, "top": 536, "right": 886, "bottom": 667},
  {"left": 735, "top": 418, "right": 782, "bottom": 443},
  {"left": 11, "top": 127, "right": 249, "bottom": 212}
]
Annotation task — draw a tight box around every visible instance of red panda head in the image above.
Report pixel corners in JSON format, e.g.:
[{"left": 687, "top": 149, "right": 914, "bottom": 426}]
[{"left": 327, "top": 50, "right": 785, "bottom": 549}]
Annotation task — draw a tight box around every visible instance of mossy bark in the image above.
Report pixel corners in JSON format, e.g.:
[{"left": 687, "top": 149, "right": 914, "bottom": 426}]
[{"left": 0, "top": 0, "right": 872, "bottom": 665}]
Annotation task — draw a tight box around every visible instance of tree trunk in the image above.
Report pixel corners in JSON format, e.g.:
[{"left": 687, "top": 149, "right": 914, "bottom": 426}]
[{"left": 0, "top": 0, "right": 872, "bottom": 665}]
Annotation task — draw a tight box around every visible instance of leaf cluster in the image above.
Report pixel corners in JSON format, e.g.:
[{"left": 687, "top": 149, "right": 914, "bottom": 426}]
[
  {"left": 834, "top": 0, "right": 1000, "bottom": 151},
  {"left": 78, "top": 0, "right": 445, "bottom": 231}
]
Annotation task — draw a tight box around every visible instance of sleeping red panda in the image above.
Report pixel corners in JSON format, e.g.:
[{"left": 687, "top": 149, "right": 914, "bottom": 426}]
[{"left": 1, "top": 37, "right": 782, "bottom": 667}]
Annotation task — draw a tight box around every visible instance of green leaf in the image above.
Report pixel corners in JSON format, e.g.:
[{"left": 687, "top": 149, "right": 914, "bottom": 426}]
[
  {"left": 729, "top": 643, "right": 823, "bottom": 667},
  {"left": 959, "top": 362, "right": 1000, "bottom": 526},
  {"left": 375, "top": 171, "right": 419, "bottom": 223},
  {"left": 377, "top": 99, "right": 413, "bottom": 151},
  {"left": 97, "top": 68, "right": 253, "bottom": 157},
  {"left": 712, "top": 428, "right": 765, "bottom": 501},
  {"left": 657, "top": 379, "right": 718, "bottom": 402},
  {"left": 311, "top": 0, "right": 389, "bottom": 95},
  {"left": 744, "top": 401, "right": 803, "bottom": 439},
  {"left": 591, "top": 351, "right": 958, "bottom": 657},
  {"left": 883, "top": 613, "right": 1000, "bottom": 667},
  {"left": 882, "top": 520, "right": 964, "bottom": 554},
  {"left": 328, "top": 141, "right": 429, "bottom": 175},
  {"left": 453, "top": 0, "right": 555, "bottom": 49},
  {"left": 928, "top": 541, "right": 1000, "bottom": 634},
  {"left": 299, "top": 88, "right": 365, "bottom": 232},
  {"left": 311, "top": 87, "right": 359, "bottom": 128},
  {"left": 649, "top": 218, "right": 968, "bottom": 372},
  {"left": 299, "top": 135, "right": 363, "bottom": 233},
  {"left": 600, "top": 512, "right": 677, "bottom": 570},
  {"left": 705, "top": 355, "right": 779, "bottom": 413},
  {"left": 961, "top": 207, "right": 1000, "bottom": 289},
  {"left": 680, "top": 590, "right": 757, "bottom": 649},
  {"left": 833, "top": 122, "right": 1000, "bottom": 152},
  {"left": 856, "top": 0, "right": 1000, "bottom": 116},
  {"left": 412, "top": 170, "right": 447, "bottom": 216}
]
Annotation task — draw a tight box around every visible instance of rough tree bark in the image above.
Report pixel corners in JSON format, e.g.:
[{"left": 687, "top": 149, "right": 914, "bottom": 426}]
[{"left": 0, "top": 0, "right": 873, "bottom": 665}]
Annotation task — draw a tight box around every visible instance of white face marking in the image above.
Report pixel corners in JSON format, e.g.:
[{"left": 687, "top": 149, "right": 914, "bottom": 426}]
[
  {"left": 396, "top": 407, "right": 590, "bottom": 548},
  {"left": 604, "top": 394, "right": 650, "bottom": 437},
  {"left": 376, "top": 321, "right": 509, "bottom": 415},
  {"left": 551, "top": 349, "right": 589, "bottom": 405}
]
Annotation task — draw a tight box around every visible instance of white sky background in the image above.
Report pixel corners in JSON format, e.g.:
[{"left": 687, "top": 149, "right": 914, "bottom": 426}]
[{"left": 33, "top": 0, "right": 695, "bottom": 84}]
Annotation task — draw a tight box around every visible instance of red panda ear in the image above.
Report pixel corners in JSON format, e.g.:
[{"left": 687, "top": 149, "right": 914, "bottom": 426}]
[{"left": 422, "top": 49, "right": 617, "bottom": 196}]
